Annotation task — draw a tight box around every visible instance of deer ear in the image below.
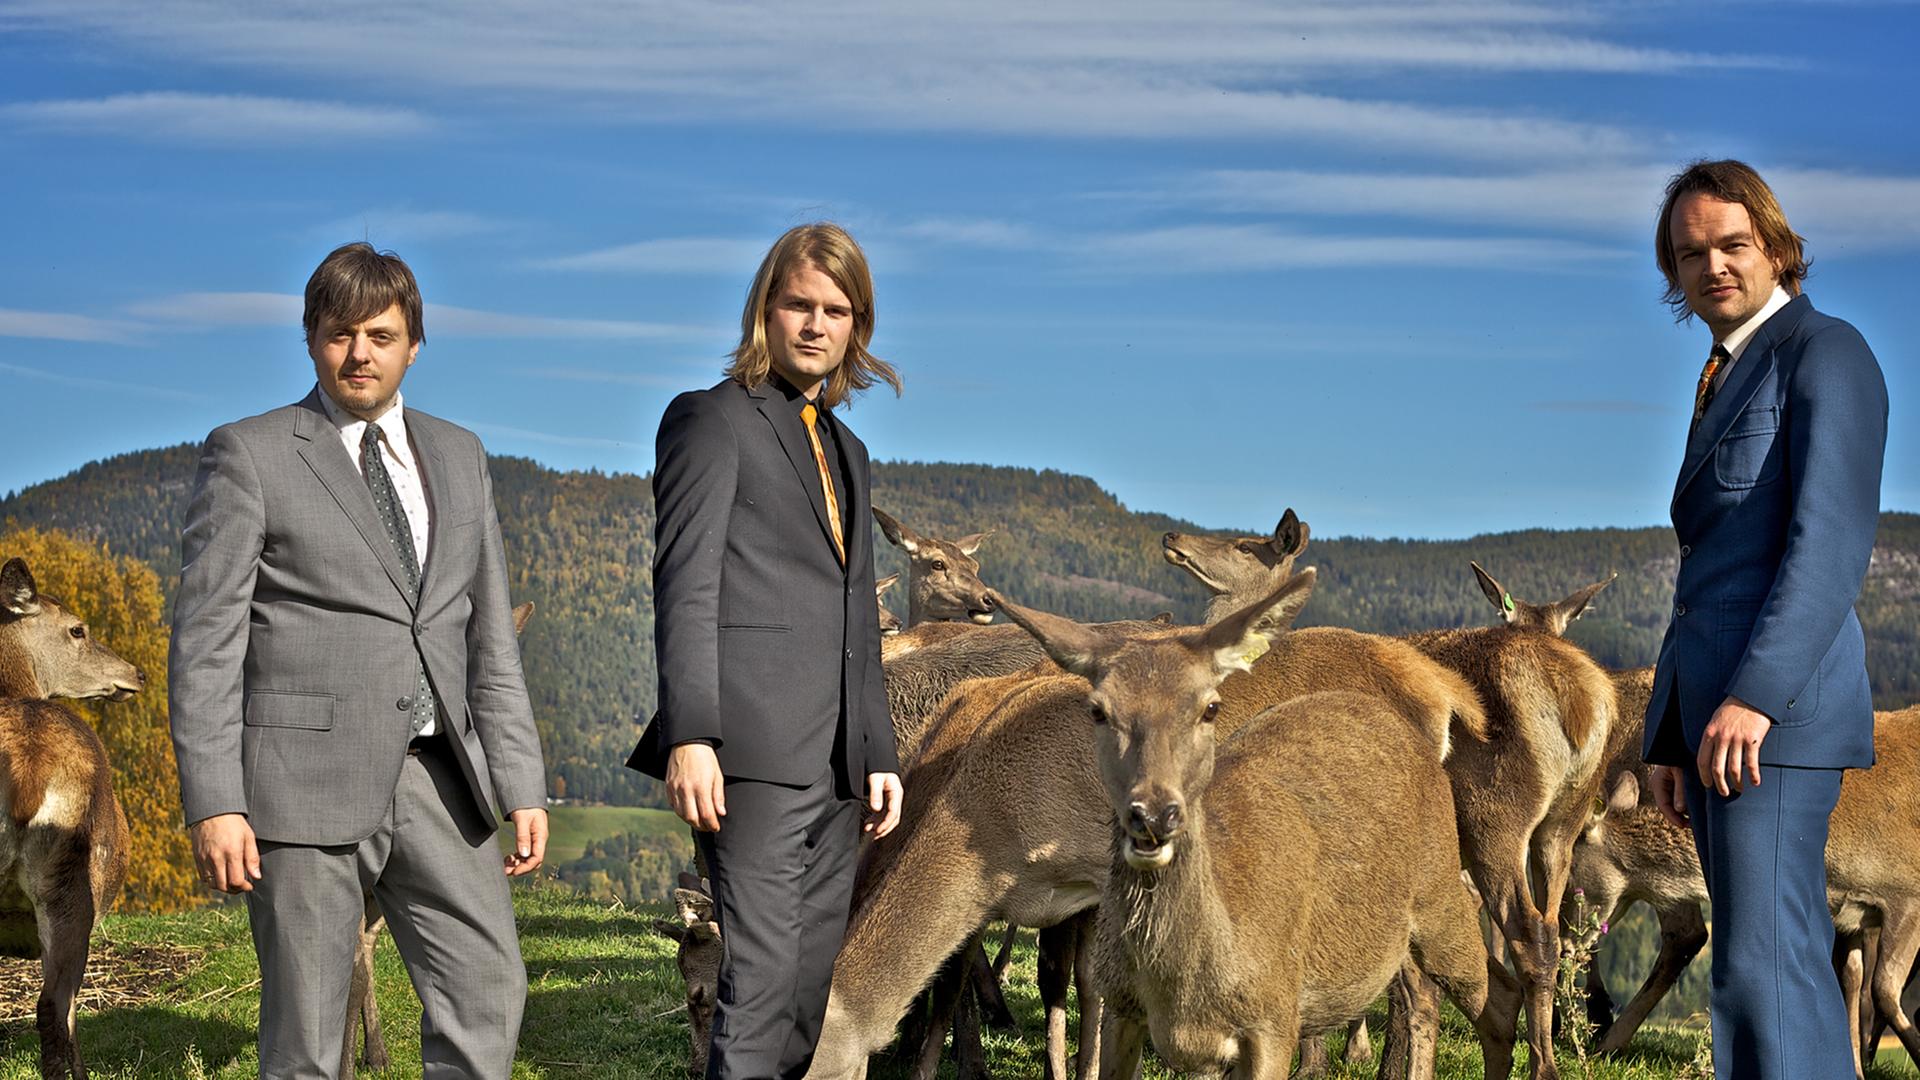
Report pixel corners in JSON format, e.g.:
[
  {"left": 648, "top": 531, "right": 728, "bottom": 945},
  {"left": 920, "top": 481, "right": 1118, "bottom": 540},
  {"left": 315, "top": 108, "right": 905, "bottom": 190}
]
[
  {"left": 1605, "top": 770, "right": 1640, "bottom": 815},
  {"left": 872, "top": 507, "right": 919, "bottom": 554},
  {"left": 1554, "top": 573, "right": 1616, "bottom": 628},
  {"left": 1, "top": 558, "right": 40, "bottom": 617},
  {"left": 955, "top": 529, "right": 994, "bottom": 556},
  {"left": 511, "top": 601, "right": 535, "bottom": 637},
  {"left": 875, "top": 573, "right": 900, "bottom": 595},
  {"left": 1202, "top": 568, "right": 1315, "bottom": 673},
  {"left": 994, "top": 591, "right": 1108, "bottom": 678},
  {"left": 1469, "top": 561, "right": 1511, "bottom": 620},
  {"left": 1274, "top": 509, "right": 1309, "bottom": 558}
]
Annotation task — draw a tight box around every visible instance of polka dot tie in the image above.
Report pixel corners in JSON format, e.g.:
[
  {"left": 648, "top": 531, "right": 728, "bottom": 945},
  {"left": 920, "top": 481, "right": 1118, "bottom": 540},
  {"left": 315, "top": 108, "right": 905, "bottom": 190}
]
[{"left": 362, "top": 424, "right": 436, "bottom": 736}]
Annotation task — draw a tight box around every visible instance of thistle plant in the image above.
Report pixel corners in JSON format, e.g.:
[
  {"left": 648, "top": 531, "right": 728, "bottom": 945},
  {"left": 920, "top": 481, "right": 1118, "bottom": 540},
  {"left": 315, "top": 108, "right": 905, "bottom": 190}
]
[{"left": 1554, "top": 886, "right": 1609, "bottom": 1078}]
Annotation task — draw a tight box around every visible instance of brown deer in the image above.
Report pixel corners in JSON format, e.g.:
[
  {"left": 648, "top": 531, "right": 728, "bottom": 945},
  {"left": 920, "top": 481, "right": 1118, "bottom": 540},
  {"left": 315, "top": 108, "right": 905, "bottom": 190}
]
[
  {"left": 1161, "top": 508, "right": 1309, "bottom": 625},
  {"left": 805, "top": 572, "right": 1498, "bottom": 1080},
  {"left": 876, "top": 574, "right": 904, "bottom": 637},
  {"left": 652, "top": 872, "right": 724, "bottom": 1077},
  {"left": 872, "top": 508, "right": 996, "bottom": 626},
  {"left": 0, "top": 556, "right": 145, "bottom": 1080},
  {"left": 993, "top": 574, "right": 1521, "bottom": 1080},
  {"left": 338, "top": 600, "right": 535, "bottom": 1076}
]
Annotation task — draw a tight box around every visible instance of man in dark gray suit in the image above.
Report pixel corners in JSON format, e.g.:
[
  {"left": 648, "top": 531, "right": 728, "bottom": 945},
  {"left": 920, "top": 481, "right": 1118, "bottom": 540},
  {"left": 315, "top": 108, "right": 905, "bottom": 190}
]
[
  {"left": 170, "top": 243, "right": 549, "bottom": 1079},
  {"left": 630, "top": 222, "right": 904, "bottom": 1079}
]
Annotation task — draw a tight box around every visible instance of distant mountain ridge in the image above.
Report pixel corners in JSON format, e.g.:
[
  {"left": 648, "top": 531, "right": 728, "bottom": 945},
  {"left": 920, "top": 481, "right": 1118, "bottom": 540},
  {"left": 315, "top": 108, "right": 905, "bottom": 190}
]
[{"left": 6, "top": 444, "right": 1916, "bottom": 806}]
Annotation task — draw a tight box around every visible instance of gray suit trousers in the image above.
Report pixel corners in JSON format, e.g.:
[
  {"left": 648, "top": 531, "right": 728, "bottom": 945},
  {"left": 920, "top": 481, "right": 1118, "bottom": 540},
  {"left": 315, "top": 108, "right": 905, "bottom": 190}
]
[{"left": 248, "top": 740, "right": 525, "bottom": 1079}]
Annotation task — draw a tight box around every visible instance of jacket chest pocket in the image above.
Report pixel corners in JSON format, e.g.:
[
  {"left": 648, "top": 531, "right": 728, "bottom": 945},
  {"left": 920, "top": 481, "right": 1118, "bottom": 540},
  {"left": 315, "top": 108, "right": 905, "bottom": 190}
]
[{"left": 1713, "top": 405, "right": 1783, "bottom": 490}]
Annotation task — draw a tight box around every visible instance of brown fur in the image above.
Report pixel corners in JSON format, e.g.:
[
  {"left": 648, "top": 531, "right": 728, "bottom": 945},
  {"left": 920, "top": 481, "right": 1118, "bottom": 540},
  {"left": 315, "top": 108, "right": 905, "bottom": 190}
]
[
  {"left": 807, "top": 575, "right": 1512, "bottom": 1079},
  {"left": 872, "top": 508, "right": 996, "bottom": 626},
  {"left": 0, "top": 557, "right": 141, "bottom": 1080},
  {"left": 1406, "top": 612, "right": 1616, "bottom": 1080}
]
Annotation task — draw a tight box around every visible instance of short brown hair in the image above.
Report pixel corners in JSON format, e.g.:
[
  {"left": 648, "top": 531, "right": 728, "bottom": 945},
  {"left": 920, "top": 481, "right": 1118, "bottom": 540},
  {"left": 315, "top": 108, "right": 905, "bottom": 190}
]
[
  {"left": 303, "top": 242, "right": 425, "bottom": 345},
  {"left": 1655, "top": 159, "right": 1809, "bottom": 321},
  {"left": 726, "top": 223, "right": 901, "bottom": 409}
]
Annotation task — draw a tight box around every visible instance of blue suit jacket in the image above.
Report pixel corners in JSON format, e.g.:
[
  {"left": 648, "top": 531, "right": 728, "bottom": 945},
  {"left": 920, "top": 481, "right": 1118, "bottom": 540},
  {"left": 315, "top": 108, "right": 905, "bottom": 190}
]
[{"left": 1643, "top": 294, "right": 1888, "bottom": 769}]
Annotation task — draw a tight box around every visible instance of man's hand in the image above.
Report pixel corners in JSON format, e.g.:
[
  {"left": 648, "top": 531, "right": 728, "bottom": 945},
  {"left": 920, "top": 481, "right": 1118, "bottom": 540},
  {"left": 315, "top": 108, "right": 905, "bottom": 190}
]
[
  {"left": 191, "top": 813, "right": 261, "bottom": 893},
  {"left": 1697, "top": 695, "right": 1771, "bottom": 797},
  {"left": 505, "top": 807, "right": 549, "bottom": 877},
  {"left": 1650, "top": 765, "right": 1691, "bottom": 831},
  {"left": 668, "top": 742, "right": 726, "bottom": 832},
  {"left": 864, "top": 772, "right": 904, "bottom": 839}
]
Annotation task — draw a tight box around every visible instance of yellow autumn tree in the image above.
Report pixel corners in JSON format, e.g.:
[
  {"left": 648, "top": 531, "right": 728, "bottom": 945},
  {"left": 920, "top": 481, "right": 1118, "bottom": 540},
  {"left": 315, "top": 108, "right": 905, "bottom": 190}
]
[{"left": 0, "top": 526, "right": 199, "bottom": 912}]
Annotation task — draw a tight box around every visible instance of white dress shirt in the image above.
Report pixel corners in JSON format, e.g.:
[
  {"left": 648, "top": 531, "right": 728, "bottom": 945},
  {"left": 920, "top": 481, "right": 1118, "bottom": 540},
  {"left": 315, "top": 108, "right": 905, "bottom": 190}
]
[
  {"left": 1711, "top": 285, "right": 1793, "bottom": 392},
  {"left": 316, "top": 385, "right": 436, "bottom": 734}
]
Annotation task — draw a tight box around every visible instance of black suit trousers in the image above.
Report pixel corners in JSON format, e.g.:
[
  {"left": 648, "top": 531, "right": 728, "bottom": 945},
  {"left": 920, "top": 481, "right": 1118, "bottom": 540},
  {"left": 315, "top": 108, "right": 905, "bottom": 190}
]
[{"left": 695, "top": 768, "right": 861, "bottom": 1080}]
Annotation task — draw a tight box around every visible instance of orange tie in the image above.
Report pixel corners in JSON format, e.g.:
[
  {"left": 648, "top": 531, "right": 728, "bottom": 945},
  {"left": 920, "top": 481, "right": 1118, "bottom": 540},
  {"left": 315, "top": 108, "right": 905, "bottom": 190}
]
[
  {"left": 800, "top": 403, "right": 846, "bottom": 565},
  {"left": 1693, "top": 344, "right": 1730, "bottom": 424}
]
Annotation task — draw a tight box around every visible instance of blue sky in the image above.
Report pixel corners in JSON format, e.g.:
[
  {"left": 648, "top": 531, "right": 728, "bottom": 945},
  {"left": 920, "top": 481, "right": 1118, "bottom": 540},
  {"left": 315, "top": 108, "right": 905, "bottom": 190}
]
[{"left": 1, "top": 1, "right": 1913, "bottom": 540}]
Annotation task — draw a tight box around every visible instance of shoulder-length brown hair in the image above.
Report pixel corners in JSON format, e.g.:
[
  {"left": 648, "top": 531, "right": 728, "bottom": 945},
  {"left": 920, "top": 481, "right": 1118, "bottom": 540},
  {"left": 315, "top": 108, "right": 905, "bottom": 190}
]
[
  {"left": 1655, "top": 159, "right": 1809, "bottom": 322},
  {"left": 726, "top": 223, "right": 902, "bottom": 408}
]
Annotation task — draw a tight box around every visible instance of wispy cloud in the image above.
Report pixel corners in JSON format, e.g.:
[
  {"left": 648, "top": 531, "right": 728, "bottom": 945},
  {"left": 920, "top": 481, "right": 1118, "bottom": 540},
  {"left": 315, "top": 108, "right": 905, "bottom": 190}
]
[
  {"left": 532, "top": 237, "right": 769, "bottom": 274},
  {"left": 0, "top": 359, "right": 200, "bottom": 400},
  {"left": 314, "top": 207, "right": 518, "bottom": 244},
  {"left": 0, "top": 308, "right": 139, "bottom": 344},
  {"left": 1530, "top": 399, "right": 1674, "bottom": 415},
  {"left": 534, "top": 366, "right": 707, "bottom": 388},
  {"left": 448, "top": 418, "right": 634, "bottom": 450},
  {"left": 0, "top": 92, "right": 431, "bottom": 143},
  {"left": 1077, "top": 225, "right": 1634, "bottom": 272},
  {"left": 4, "top": 1, "right": 1753, "bottom": 160},
  {"left": 892, "top": 217, "right": 1042, "bottom": 250},
  {"left": 121, "top": 292, "right": 703, "bottom": 340}
]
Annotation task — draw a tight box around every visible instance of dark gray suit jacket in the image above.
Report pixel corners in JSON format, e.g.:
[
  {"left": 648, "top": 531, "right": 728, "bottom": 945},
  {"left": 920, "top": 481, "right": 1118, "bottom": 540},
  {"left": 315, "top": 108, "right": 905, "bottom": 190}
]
[
  {"left": 629, "top": 378, "right": 897, "bottom": 792},
  {"left": 170, "top": 388, "right": 547, "bottom": 845}
]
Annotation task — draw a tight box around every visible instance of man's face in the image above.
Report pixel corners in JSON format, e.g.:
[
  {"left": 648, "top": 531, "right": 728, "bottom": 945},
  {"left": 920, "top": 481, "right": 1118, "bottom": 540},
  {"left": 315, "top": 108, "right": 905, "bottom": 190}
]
[
  {"left": 1669, "top": 192, "right": 1785, "bottom": 338},
  {"left": 310, "top": 302, "right": 418, "bottom": 420},
  {"left": 765, "top": 264, "right": 853, "bottom": 398}
]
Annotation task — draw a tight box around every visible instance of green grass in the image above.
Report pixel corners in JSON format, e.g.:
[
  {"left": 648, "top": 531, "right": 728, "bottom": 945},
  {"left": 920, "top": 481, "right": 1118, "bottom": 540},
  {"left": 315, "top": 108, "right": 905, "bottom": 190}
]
[
  {"left": 5, "top": 888, "right": 1916, "bottom": 1079},
  {"left": 497, "top": 804, "right": 685, "bottom": 865}
]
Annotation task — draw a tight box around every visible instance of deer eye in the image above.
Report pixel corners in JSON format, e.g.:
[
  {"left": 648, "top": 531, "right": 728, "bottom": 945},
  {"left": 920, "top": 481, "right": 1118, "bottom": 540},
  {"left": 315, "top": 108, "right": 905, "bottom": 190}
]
[
  {"left": 1089, "top": 703, "right": 1108, "bottom": 726},
  {"left": 69, "top": 625, "right": 87, "bottom": 640},
  {"left": 931, "top": 559, "right": 948, "bottom": 572},
  {"left": 1202, "top": 701, "right": 1220, "bottom": 722},
  {"left": 1236, "top": 542, "right": 1255, "bottom": 554}
]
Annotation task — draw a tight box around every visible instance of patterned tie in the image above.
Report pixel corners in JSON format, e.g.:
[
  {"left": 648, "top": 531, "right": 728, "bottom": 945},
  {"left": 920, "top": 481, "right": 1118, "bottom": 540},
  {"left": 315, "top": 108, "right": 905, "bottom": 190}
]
[
  {"left": 362, "top": 424, "right": 436, "bottom": 736},
  {"left": 1693, "top": 343, "right": 1731, "bottom": 426},
  {"left": 799, "top": 403, "right": 846, "bottom": 565}
]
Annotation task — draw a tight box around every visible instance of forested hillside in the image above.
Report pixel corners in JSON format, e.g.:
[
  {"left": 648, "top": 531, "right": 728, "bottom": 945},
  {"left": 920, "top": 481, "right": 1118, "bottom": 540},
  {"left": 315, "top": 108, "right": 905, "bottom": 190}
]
[{"left": 6, "top": 444, "right": 1916, "bottom": 805}]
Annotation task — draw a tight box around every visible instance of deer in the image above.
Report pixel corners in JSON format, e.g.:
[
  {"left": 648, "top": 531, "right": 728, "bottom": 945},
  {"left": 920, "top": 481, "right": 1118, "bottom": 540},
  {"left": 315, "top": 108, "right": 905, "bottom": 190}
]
[
  {"left": 872, "top": 508, "right": 996, "bottom": 627},
  {"left": 992, "top": 574, "right": 1521, "bottom": 1080},
  {"left": 876, "top": 574, "right": 904, "bottom": 637},
  {"left": 1389, "top": 561, "right": 1618, "bottom": 1080},
  {"left": 337, "top": 600, "right": 535, "bottom": 1076},
  {"left": 804, "top": 567, "right": 1499, "bottom": 1080},
  {"left": 1161, "top": 509, "right": 1309, "bottom": 626},
  {"left": 652, "top": 872, "right": 725, "bottom": 1077},
  {"left": 0, "top": 556, "right": 145, "bottom": 1080}
]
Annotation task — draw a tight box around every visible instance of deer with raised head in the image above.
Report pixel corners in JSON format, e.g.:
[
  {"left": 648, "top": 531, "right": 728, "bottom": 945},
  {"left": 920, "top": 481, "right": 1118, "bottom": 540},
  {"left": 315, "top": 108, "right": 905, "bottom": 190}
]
[
  {"left": 1161, "top": 509, "right": 1309, "bottom": 626},
  {"left": 995, "top": 573, "right": 1520, "bottom": 1080},
  {"left": 805, "top": 568, "right": 1500, "bottom": 1080},
  {"left": 1403, "top": 561, "right": 1618, "bottom": 1080},
  {"left": 0, "top": 556, "right": 145, "bottom": 1080},
  {"left": 872, "top": 508, "right": 996, "bottom": 627}
]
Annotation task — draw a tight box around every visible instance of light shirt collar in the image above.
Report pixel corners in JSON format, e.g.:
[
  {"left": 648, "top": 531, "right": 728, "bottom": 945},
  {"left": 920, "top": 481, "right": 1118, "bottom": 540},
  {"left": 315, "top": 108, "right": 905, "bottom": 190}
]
[
  {"left": 316, "top": 385, "right": 414, "bottom": 470},
  {"left": 1717, "top": 285, "right": 1792, "bottom": 364}
]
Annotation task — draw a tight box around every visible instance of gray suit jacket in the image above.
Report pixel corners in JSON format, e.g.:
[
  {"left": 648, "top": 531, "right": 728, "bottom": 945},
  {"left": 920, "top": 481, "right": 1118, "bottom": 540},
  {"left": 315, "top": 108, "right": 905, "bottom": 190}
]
[
  {"left": 628, "top": 378, "right": 897, "bottom": 792},
  {"left": 170, "top": 388, "right": 547, "bottom": 846}
]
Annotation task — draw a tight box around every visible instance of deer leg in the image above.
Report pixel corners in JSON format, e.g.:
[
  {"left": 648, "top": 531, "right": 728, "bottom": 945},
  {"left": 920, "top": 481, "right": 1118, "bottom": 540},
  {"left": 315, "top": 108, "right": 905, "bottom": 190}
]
[
  {"left": 1466, "top": 854, "right": 1548, "bottom": 1080},
  {"left": 34, "top": 832, "right": 97, "bottom": 1080},
  {"left": 1295, "top": 1032, "right": 1330, "bottom": 1077},
  {"left": 951, "top": 954, "right": 990, "bottom": 1080},
  {"left": 968, "top": 938, "right": 1017, "bottom": 1030},
  {"left": 910, "top": 947, "right": 968, "bottom": 1080},
  {"left": 992, "top": 922, "right": 1017, "bottom": 981},
  {"left": 1038, "top": 919, "right": 1075, "bottom": 1080},
  {"left": 1408, "top": 873, "right": 1519, "bottom": 1080},
  {"left": 1869, "top": 904, "right": 1920, "bottom": 1067},
  {"left": 1858, "top": 926, "right": 1883, "bottom": 1068},
  {"left": 1836, "top": 929, "right": 1867, "bottom": 1080},
  {"left": 1099, "top": 1010, "right": 1145, "bottom": 1080},
  {"left": 1233, "top": 1012, "right": 1297, "bottom": 1080},
  {"left": 358, "top": 896, "right": 390, "bottom": 1070},
  {"left": 1593, "top": 901, "right": 1707, "bottom": 1056},
  {"left": 1071, "top": 923, "right": 1101, "bottom": 1080},
  {"left": 1343, "top": 1017, "right": 1372, "bottom": 1065}
]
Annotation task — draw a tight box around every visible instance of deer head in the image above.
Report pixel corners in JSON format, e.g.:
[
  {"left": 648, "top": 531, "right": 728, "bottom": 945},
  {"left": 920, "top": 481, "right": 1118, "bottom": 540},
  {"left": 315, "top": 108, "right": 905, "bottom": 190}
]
[
  {"left": 1469, "top": 561, "right": 1616, "bottom": 637},
  {"left": 0, "top": 557, "right": 145, "bottom": 702},
  {"left": 995, "top": 569, "right": 1317, "bottom": 870},
  {"left": 1162, "top": 509, "right": 1310, "bottom": 620},
  {"left": 875, "top": 573, "right": 903, "bottom": 636},
  {"left": 872, "top": 507, "right": 996, "bottom": 625}
]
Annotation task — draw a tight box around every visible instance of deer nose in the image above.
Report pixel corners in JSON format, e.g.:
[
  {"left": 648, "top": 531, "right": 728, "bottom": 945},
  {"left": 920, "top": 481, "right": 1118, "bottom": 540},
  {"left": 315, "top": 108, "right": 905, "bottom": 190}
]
[
  {"left": 1126, "top": 800, "right": 1184, "bottom": 844},
  {"left": 134, "top": 667, "right": 148, "bottom": 686},
  {"left": 1163, "top": 532, "right": 1177, "bottom": 543},
  {"left": 977, "top": 593, "right": 995, "bottom": 612}
]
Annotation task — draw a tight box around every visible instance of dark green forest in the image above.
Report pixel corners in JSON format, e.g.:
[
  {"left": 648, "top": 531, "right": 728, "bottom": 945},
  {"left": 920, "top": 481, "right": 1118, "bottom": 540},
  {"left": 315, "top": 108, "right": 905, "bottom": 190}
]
[{"left": 5, "top": 444, "right": 1917, "bottom": 807}]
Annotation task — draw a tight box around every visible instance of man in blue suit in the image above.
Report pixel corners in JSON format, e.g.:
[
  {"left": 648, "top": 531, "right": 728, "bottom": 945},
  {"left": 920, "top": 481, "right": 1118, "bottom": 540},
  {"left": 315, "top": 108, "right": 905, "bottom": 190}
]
[{"left": 1644, "top": 159, "right": 1888, "bottom": 1078}]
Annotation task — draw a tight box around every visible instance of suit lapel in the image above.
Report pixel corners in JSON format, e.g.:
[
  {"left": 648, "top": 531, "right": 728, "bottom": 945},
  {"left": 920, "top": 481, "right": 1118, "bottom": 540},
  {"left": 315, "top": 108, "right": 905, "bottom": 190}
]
[
  {"left": 1671, "top": 295, "right": 1808, "bottom": 509},
  {"left": 749, "top": 384, "right": 840, "bottom": 561},
  {"left": 292, "top": 389, "right": 419, "bottom": 609},
  {"left": 409, "top": 414, "right": 452, "bottom": 602}
]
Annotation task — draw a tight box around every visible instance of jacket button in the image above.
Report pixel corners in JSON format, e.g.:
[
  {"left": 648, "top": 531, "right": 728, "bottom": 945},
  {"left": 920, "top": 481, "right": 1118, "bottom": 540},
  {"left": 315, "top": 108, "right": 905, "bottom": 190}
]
[
  {"left": 1787, "top": 698, "right": 1796, "bottom": 709},
  {"left": 1679, "top": 545, "right": 1692, "bottom": 558},
  {"left": 397, "top": 697, "right": 413, "bottom": 711},
  {"left": 1675, "top": 604, "right": 1688, "bottom": 617},
  {"left": 845, "top": 648, "right": 854, "bottom": 660}
]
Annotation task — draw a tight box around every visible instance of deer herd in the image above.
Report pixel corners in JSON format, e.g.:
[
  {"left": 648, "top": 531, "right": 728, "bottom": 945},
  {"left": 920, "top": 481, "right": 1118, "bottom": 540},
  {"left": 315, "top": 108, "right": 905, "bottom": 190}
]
[{"left": 3, "top": 504, "right": 1915, "bottom": 1079}]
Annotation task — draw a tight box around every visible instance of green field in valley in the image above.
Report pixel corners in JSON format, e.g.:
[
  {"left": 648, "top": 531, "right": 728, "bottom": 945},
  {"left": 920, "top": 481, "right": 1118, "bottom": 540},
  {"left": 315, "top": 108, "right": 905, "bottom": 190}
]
[{"left": 498, "top": 803, "right": 688, "bottom": 866}]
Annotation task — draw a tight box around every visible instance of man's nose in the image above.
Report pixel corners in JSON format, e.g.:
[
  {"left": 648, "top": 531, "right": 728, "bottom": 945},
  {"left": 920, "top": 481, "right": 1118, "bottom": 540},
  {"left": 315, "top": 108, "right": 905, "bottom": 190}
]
[{"left": 348, "top": 334, "right": 373, "bottom": 360}]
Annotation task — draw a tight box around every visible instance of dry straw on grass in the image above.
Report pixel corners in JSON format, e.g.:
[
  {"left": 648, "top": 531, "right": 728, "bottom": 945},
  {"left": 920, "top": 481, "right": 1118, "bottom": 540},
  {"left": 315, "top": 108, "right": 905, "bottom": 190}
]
[{"left": 0, "top": 940, "right": 207, "bottom": 1025}]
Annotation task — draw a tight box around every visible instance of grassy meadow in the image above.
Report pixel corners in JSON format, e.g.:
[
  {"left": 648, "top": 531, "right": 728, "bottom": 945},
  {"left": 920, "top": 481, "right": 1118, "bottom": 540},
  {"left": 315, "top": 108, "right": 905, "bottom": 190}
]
[
  {"left": 6, "top": 879, "right": 1917, "bottom": 1079},
  {"left": 502, "top": 804, "right": 686, "bottom": 865}
]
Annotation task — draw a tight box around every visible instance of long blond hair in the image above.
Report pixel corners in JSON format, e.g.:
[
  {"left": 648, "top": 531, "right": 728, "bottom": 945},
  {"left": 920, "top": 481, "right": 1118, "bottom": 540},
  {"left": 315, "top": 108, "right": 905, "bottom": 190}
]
[{"left": 726, "top": 223, "right": 901, "bottom": 408}]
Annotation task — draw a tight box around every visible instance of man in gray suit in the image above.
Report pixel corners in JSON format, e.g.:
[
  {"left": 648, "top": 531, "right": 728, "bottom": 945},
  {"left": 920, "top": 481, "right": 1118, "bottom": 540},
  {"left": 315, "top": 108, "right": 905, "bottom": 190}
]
[
  {"left": 170, "top": 242, "right": 548, "bottom": 1079},
  {"left": 630, "top": 222, "right": 903, "bottom": 1078}
]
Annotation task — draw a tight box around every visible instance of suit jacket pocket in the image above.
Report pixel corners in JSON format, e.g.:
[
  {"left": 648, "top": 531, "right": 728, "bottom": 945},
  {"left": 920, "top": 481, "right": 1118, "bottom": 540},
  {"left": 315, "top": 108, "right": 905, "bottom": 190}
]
[
  {"left": 244, "top": 690, "right": 335, "bottom": 730},
  {"left": 1713, "top": 405, "right": 1782, "bottom": 490}
]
